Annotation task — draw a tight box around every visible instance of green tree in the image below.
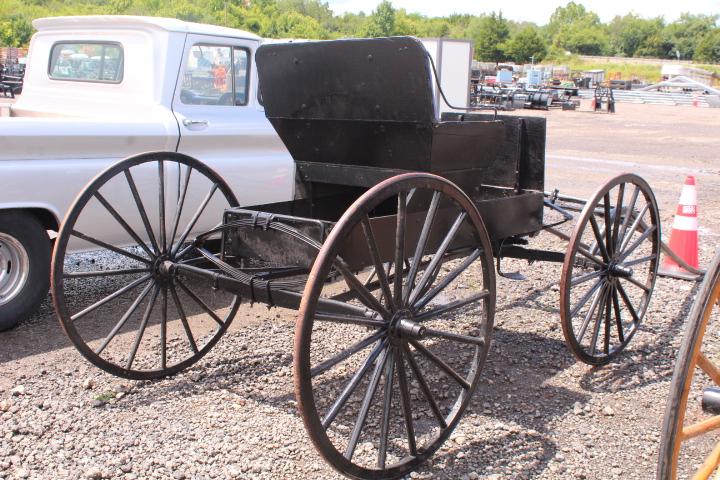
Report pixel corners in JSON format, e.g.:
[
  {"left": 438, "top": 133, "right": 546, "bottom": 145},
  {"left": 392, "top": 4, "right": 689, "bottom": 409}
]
[
  {"left": 664, "top": 13, "right": 718, "bottom": 59},
  {"left": 608, "top": 14, "right": 664, "bottom": 57},
  {"left": 695, "top": 28, "right": 720, "bottom": 62},
  {"left": 505, "top": 26, "right": 547, "bottom": 63},
  {"left": 467, "top": 12, "right": 509, "bottom": 62},
  {"left": 267, "top": 10, "right": 327, "bottom": 38},
  {"left": 0, "top": 15, "right": 33, "bottom": 47},
  {"left": 363, "top": 1, "right": 395, "bottom": 37},
  {"left": 546, "top": 2, "right": 609, "bottom": 55}
]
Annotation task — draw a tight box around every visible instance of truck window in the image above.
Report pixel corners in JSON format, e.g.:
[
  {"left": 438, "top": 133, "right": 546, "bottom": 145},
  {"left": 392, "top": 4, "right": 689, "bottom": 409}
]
[
  {"left": 180, "top": 44, "right": 250, "bottom": 106},
  {"left": 48, "top": 42, "right": 123, "bottom": 83}
]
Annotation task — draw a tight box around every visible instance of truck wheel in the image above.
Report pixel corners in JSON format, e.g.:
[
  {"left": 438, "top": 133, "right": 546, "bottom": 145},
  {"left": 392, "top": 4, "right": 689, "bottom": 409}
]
[{"left": 0, "top": 211, "right": 51, "bottom": 331}]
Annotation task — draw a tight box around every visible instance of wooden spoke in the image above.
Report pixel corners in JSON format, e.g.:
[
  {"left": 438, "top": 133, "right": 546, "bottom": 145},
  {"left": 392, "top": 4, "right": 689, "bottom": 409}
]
[
  {"left": 570, "top": 279, "right": 604, "bottom": 319},
  {"left": 126, "top": 284, "right": 161, "bottom": 370},
  {"left": 409, "top": 212, "right": 467, "bottom": 305},
  {"left": 577, "top": 282, "right": 607, "bottom": 343},
  {"left": 345, "top": 348, "right": 390, "bottom": 460},
  {"left": 617, "top": 282, "right": 641, "bottom": 323},
  {"left": 171, "top": 183, "right": 218, "bottom": 256},
  {"left": 414, "top": 290, "right": 489, "bottom": 323},
  {"left": 169, "top": 283, "right": 199, "bottom": 355},
  {"left": 314, "top": 312, "right": 386, "bottom": 329},
  {"left": 682, "top": 415, "right": 720, "bottom": 441},
  {"left": 409, "top": 339, "right": 470, "bottom": 390},
  {"left": 611, "top": 184, "right": 625, "bottom": 253},
  {"left": 589, "top": 286, "right": 610, "bottom": 356},
  {"left": 603, "top": 283, "right": 612, "bottom": 355},
  {"left": 698, "top": 352, "right": 720, "bottom": 387},
  {"left": 424, "top": 326, "right": 485, "bottom": 347},
  {"left": 616, "top": 186, "right": 639, "bottom": 247},
  {"left": 158, "top": 160, "right": 167, "bottom": 252},
  {"left": 589, "top": 215, "right": 610, "bottom": 263},
  {"left": 622, "top": 274, "right": 651, "bottom": 293},
  {"left": 333, "top": 259, "right": 390, "bottom": 318},
  {"left": 618, "top": 203, "right": 650, "bottom": 252},
  {"left": 361, "top": 215, "right": 395, "bottom": 306},
  {"left": 570, "top": 269, "right": 605, "bottom": 287},
  {"left": 311, "top": 331, "right": 386, "bottom": 377},
  {"left": 124, "top": 168, "right": 161, "bottom": 255},
  {"left": 618, "top": 225, "right": 656, "bottom": 262},
  {"left": 94, "top": 280, "right": 155, "bottom": 355},
  {"left": 64, "top": 268, "right": 150, "bottom": 279},
  {"left": 321, "top": 339, "right": 387, "bottom": 429},
  {"left": 71, "top": 230, "right": 150, "bottom": 265},
  {"left": 576, "top": 246, "right": 606, "bottom": 268},
  {"left": 402, "top": 344, "right": 447, "bottom": 428},
  {"left": 169, "top": 165, "right": 192, "bottom": 250},
  {"left": 393, "top": 192, "right": 407, "bottom": 307},
  {"left": 93, "top": 191, "right": 155, "bottom": 258},
  {"left": 612, "top": 286, "right": 625, "bottom": 343},
  {"left": 414, "top": 249, "right": 482, "bottom": 310},
  {"left": 623, "top": 254, "right": 656, "bottom": 267},
  {"left": 396, "top": 348, "right": 417, "bottom": 456},
  {"left": 160, "top": 286, "right": 168, "bottom": 370},
  {"left": 377, "top": 346, "right": 396, "bottom": 469},
  {"left": 694, "top": 441, "right": 720, "bottom": 480},
  {"left": 404, "top": 191, "right": 440, "bottom": 305},
  {"left": 71, "top": 274, "right": 152, "bottom": 322},
  {"left": 175, "top": 279, "right": 224, "bottom": 327},
  {"left": 603, "top": 193, "right": 613, "bottom": 257}
]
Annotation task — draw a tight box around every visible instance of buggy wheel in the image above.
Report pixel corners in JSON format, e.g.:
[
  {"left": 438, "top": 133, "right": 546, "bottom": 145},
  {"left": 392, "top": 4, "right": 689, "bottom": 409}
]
[
  {"left": 560, "top": 173, "right": 660, "bottom": 365},
  {"left": 658, "top": 249, "right": 720, "bottom": 479},
  {"left": 295, "top": 173, "right": 495, "bottom": 479},
  {"left": 52, "top": 151, "right": 240, "bottom": 380}
]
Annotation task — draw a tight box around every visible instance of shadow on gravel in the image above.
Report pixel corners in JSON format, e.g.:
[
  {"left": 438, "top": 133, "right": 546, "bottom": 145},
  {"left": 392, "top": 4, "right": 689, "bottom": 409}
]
[
  {"left": 418, "top": 431, "right": 557, "bottom": 480},
  {"left": 578, "top": 279, "right": 701, "bottom": 394},
  {"left": 497, "top": 279, "right": 563, "bottom": 316},
  {"left": 0, "top": 276, "right": 232, "bottom": 365}
]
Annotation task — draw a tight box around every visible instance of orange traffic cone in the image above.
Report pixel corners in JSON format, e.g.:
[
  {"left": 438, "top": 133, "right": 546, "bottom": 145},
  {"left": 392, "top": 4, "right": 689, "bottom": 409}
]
[{"left": 659, "top": 176, "right": 699, "bottom": 279}]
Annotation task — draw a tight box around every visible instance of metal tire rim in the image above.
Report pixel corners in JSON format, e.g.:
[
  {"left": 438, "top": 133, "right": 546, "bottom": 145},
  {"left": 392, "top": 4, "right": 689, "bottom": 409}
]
[{"left": 0, "top": 232, "right": 30, "bottom": 306}]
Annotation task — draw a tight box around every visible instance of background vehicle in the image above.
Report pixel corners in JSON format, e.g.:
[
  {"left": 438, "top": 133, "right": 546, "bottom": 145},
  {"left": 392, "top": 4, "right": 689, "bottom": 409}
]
[{"left": 0, "top": 15, "right": 295, "bottom": 330}]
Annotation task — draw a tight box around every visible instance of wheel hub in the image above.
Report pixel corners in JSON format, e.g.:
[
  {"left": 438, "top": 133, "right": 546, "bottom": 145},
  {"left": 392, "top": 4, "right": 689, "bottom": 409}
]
[
  {"left": 389, "top": 310, "right": 426, "bottom": 340},
  {"left": 0, "top": 232, "right": 30, "bottom": 306},
  {"left": 608, "top": 262, "right": 633, "bottom": 278},
  {"left": 152, "top": 255, "right": 173, "bottom": 283}
]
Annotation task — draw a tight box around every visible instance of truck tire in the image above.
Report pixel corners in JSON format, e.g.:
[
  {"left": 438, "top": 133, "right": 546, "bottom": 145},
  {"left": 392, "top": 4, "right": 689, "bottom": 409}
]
[{"left": 0, "top": 211, "right": 51, "bottom": 331}]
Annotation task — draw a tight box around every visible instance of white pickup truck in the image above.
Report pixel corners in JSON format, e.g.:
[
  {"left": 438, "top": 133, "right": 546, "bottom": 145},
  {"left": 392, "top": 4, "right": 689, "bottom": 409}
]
[{"left": 0, "top": 16, "right": 296, "bottom": 330}]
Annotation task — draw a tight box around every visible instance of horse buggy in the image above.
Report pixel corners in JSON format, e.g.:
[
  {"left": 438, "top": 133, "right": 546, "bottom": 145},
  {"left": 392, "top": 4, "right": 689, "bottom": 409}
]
[{"left": 51, "top": 37, "right": 663, "bottom": 479}]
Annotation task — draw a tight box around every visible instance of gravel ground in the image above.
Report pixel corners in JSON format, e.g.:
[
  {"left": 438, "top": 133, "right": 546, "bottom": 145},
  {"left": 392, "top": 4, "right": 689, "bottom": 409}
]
[{"left": 1, "top": 103, "right": 719, "bottom": 480}]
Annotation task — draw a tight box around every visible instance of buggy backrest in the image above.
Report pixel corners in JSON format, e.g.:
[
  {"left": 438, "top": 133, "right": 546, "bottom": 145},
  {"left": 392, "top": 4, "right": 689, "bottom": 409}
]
[
  {"left": 256, "top": 37, "right": 437, "bottom": 171},
  {"left": 257, "top": 36, "right": 435, "bottom": 124}
]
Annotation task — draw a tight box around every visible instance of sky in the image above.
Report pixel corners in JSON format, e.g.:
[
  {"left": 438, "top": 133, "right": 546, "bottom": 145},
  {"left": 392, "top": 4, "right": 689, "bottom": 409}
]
[{"left": 326, "top": 0, "right": 720, "bottom": 24}]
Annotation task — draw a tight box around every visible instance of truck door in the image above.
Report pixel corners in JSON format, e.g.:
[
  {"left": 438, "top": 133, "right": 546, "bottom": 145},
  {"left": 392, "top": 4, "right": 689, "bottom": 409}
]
[{"left": 172, "top": 35, "right": 294, "bottom": 208}]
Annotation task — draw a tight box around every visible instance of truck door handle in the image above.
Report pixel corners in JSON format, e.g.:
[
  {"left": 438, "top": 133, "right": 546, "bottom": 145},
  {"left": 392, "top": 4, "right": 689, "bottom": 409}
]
[{"left": 182, "top": 119, "right": 208, "bottom": 127}]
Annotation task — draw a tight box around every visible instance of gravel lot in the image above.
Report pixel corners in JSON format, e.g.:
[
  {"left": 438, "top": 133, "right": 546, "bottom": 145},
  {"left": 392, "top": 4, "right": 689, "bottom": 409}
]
[{"left": 1, "top": 102, "right": 719, "bottom": 480}]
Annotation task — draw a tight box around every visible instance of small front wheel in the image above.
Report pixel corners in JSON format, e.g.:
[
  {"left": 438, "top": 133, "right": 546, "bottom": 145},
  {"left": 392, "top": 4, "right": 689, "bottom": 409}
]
[
  {"left": 0, "top": 211, "right": 51, "bottom": 331},
  {"left": 560, "top": 173, "right": 660, "bottom": 365},
  {"left": 52, "top": 151, "right": 240, "bottom": 380}
]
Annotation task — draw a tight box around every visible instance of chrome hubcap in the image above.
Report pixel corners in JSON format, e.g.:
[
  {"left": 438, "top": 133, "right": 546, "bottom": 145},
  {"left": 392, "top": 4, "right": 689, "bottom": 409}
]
[{"left": 0, "top": 233, "right": 30, "bottom": 306}]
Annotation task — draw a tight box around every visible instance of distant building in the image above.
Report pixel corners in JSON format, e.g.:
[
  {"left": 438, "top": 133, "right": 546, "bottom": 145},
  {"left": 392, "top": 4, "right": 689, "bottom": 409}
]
[{"left": 661, "top": 65, "right": 713, "bottom": 86}]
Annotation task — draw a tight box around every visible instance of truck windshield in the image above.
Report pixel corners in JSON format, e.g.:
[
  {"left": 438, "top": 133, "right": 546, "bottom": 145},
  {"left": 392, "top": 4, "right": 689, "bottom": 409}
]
[{"left": 48, "top": 42, "right": 123, "bottom": 83}]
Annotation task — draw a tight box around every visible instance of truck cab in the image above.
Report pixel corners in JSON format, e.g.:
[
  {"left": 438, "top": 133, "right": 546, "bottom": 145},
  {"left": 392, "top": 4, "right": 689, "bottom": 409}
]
[{"left": 0, "top": 16, "right": 295, "bottom": 330}]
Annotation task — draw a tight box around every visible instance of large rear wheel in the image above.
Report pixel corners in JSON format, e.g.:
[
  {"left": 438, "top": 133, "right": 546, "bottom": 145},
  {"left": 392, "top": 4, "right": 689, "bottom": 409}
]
[
  {"left": 295, "top": 173, "right": 495, "bottom": 479},
  {"left": 658, "top": 249, "right": 720, "bottom": 479}
]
